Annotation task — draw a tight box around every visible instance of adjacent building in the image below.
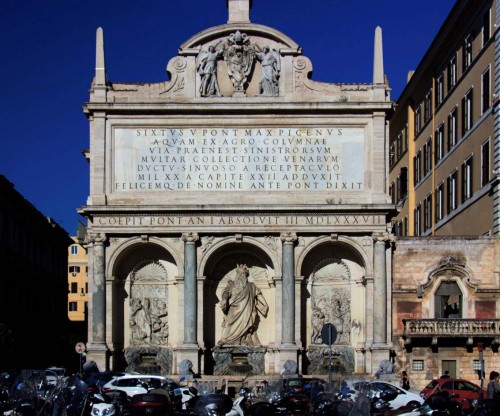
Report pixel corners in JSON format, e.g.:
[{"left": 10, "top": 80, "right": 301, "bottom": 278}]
[
  {"left": 68, "top": 230, "right": 88, "bottom": 322},
  {"left": 0, "top": 174, "right": 72, "bottom": 369},
  {"left": 389, "top": 0, "right": 499, "bottom": 237},
  {"left": 389, "top": 0, "right": 500, "bottom": 385}
]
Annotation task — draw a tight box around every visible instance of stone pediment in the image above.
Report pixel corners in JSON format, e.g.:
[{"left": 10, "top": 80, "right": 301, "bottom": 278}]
[
  {"left": 179, "top": 23, "right": 300, "bottom": 51},
  {"left": 100, "top": 21, "right": 383, "bottom": 104}
]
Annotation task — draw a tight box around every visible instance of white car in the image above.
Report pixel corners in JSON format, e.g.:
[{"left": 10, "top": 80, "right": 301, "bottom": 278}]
[
  {"left": 102, "top": 374, "right": 170, "bottom": 397},
  {"left": 367, "top": 380, "right": 424, "bottom": 409}
]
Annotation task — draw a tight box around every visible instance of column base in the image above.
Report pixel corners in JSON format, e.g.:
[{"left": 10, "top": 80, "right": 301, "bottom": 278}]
[
  {"left": 86, "top": 342, "right": 109, "bottom": 372},
  {"left": 370, "top": 343, "right": 392, "bottom": 376},
  {"left": 277, "top": 344, "right": 300, "bottom": 375},
  {"left": 174, "top": 344, "right": 201, "bottom": 375}
]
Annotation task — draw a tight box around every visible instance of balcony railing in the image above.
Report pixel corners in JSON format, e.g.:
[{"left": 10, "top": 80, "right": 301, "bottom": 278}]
[
  {"left": 402, "top": 319, "right": 500, "bottom": 352},
  {"left": 403, "top": 319, "right": 500, "bottom": 337}
]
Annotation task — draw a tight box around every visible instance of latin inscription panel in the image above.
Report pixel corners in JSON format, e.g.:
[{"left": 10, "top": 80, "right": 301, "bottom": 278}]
[{"left": 113, "top": 127, "right": 365, "bottom": 192}]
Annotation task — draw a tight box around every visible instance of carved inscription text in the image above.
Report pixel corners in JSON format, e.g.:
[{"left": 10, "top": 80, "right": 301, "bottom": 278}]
[{"left": 113, "top": 127, "right": 365, "bottom": 192}]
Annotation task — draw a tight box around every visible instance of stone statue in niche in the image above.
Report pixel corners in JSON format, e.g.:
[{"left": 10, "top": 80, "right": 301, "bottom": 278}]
[
  {"left": 217, "top": 264, "right": 269, "bottom": 346},
  {"left": 130, "top": 297, "right": 169, "bottom": 346},
  {"left": 255, "top": 45, "right": 280, "bottom": 96},
  {"left": 196, "top": 45, "right": 224, "bottom": 97}
]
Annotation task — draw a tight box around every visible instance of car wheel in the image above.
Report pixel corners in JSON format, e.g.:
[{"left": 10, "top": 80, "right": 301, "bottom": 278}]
[{"left": 406, "top": 401, "right": 420, "bottom": 407}]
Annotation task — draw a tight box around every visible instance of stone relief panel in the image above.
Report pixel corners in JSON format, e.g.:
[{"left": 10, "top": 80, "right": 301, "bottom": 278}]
[
  {"left": 129, "top": 260, "right": 169, "bottom": 346},
  {"left": 310, "top": 258, "right": 352, "bottom": 345}
]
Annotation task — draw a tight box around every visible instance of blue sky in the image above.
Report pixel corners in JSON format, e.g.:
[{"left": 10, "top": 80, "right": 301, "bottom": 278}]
[{"left": 0, "top": 0, "right": 456, "bottom": 234}]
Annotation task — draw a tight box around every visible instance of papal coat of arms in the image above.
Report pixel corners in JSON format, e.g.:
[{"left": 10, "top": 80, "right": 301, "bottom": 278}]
[{"left": 222, "top": 31, "right": 255, "bottom": 94}]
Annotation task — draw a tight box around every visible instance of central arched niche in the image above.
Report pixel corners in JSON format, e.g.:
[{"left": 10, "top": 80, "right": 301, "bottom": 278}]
[
  {"left": 299, "top": 241, "right": 366, "bottom": 375},
  {"left": 110, "top": 241, "right": 178, "bottom": 373},
  {"left": 200, "top": 242, "right": 275, "bottom": 375}
]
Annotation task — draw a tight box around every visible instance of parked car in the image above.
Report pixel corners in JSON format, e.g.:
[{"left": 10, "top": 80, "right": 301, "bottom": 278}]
[
  {"left": 102, "top": 374, "right": 172, "bottom": 397},
  {"left": 83, "top": 371, "right": 129, "bottom": 388},
  {"left": 420, "top": 378, "right": 483, "bottom": 410},
  {"left": 368, "top": 380, "right": 424, "bottom": 409}
]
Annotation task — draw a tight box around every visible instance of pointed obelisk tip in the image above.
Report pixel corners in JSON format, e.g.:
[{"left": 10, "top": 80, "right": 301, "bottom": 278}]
[
  {"left": 227, "top": 0, "right": 251, "bottom": 24},
  {"left": 95, "top": 27, "right": 106, "bottom": 86},
  {"left": 373, "top": 26, "right": 384, "bottom": 84}
]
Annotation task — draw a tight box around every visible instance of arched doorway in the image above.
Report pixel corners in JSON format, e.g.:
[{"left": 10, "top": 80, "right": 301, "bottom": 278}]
[
  {"left": 109, "top": 240, "right": 179, "bottom": 373},
  {"left": 200, "top": 241, "right": 276, "bottom": 375},
  {"left": 299, "top": 240, "right": 367, "bottom": 375}
]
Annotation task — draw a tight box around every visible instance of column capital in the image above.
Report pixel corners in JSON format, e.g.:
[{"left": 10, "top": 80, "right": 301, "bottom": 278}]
[
  {"left": 85, "top": 232, "right": 107, "bottom": 245},
  {"left": 280, "top": 232, "right": 297, "bottom": 243},
  {"left": 372, "top": 231, "right": 390, "bottom": 244},
  {"left": 181, "top": 232, "right": 199, "bottom": 243}
]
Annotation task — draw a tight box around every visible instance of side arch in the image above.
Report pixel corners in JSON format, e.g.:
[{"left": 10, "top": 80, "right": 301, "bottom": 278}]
[
  {"left": 107, "top": 236, "right": 183, "bottom": 278},
  {"left": 297, "top": 235, "right": 372, "bottom": 278}
]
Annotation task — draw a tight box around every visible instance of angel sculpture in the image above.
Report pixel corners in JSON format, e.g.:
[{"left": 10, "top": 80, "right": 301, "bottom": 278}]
[
  {"left": 196, "top": 45, "right": 223, "bottom": 97},
  {"left": 255, "top": 45, "right": 281, "bottom": 96}
]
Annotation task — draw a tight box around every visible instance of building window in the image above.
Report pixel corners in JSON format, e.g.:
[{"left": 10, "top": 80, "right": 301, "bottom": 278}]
[
  {"left": 447, "top": 170, "right": 458, "bottom": 213},
  {"left": 482, "top": 67, "right": 490, "bottom": 114},
  {"left": 424, "top": 90, "right": 432, "bottom": 122},
  {"left": 69, "top": 266, "right": 80, "bottom": 276},
  {"left": 413, "top": 360, "right": 424, "bottom": 371},
  {"left": 424, "top": 194, "right": 432, "bottom": 232},
  {"left": 473, "top": 360, "right": 483, "bottom": 372},
  {"left": 414, "top": 204, "right": 421, "bottom": 236},
  {"left": 436, "top": 74, "right": 444, "bottom": 105},
  {"left": 389, "top": 143, "right": 395, "bottom": 167},
  {"left": 463, "top": 34, "right": 473, "bottom": 71},
  {"left": 448, "top": 108, "right": 457, "bottom": 149},
  {"left": 462, "top": 89, "right": 473, "bottom": 135},
  {"left": 435, "top": 281, "right": 462, "bottom": 318},
  {"left": 394, "top": 220, "right": 402, "bottom": 236},
  {"left": 414, "top": 106, "right": 421, "bottom": 134},
  {"left": 462, "top": 156, "right": 473, "bottom": 202},
  {"left": 404, "top": 216, "right": 408, "bottom": 236},
  {"left": 70, "top": 282, "right": 78, "bottom": 293},
  {"left": 448, "top": 55, "right": 457, "bottom": 91},
  {"left": 483, "top": 9, "right": 491, "bottom": 46},
  {"left": 481, "top": 139, "right": 491, "bottom": 187},
  {"left": 414, "top": 151, "right": 422, "bottom": 184},
  {"left": 397, "top": 132, "right": 403, "bottom": 158},
  {"left": 69, "top": 302, "right": 78, "bottom": 312},
  {"left": 435, "top": 124, "right": 444, "bottom": 162},
  {"left": 436, "top": 182, "right": 444, "bottom": 222},
  {"left": 70, "top": 245, "right": 78, "bottom": 255},
  {"left": 423, "top": 139, "right": 432, "bottom": 175}
]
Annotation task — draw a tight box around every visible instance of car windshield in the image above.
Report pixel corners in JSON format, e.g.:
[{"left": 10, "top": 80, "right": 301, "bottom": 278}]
[{"left": 425, "top": 380, "right": 439, "bottom": 389}]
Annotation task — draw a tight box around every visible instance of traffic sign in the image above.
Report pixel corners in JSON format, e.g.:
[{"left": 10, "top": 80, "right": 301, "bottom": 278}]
[
  {"left": 75, "top": 342, "right": 86, "bottom": 354},
  {"left": 321, "top": 323, "right": 337, "bottom": 346}
]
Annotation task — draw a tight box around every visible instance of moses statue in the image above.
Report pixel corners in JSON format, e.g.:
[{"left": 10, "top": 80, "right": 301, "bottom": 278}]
[{"left": 217, "top": 264, "right": 268, "bottom": 346}]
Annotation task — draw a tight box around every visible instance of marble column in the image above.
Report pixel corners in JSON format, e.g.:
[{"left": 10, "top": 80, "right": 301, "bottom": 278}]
[
  {"left": 182, "top": 232, "right": 199, "bottom": 346},
  {"left": 85, "top": 232, "right": 108, "bottom": 370},
  {"left": 281, "top": 232, "right": 297, "bottom": 346},
  {"left": 372, "top": 232, "right": 388, "bottom": 345}
]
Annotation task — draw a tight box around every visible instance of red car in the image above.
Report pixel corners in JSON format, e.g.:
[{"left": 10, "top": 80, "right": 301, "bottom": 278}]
[{"left": 420, "top": 378, "right": 484, "bottom": 410}]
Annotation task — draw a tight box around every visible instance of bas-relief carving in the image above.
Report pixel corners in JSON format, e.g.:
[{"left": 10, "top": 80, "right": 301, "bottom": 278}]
[
  {"left": 310, "top": 259, "right": 352, "bottom": 345},
  {"left": 129, "top": 260, "right": 169, "bottom": 346},
  {"left": 196, "top": 31, "right": 281, "bottom": 97}
]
